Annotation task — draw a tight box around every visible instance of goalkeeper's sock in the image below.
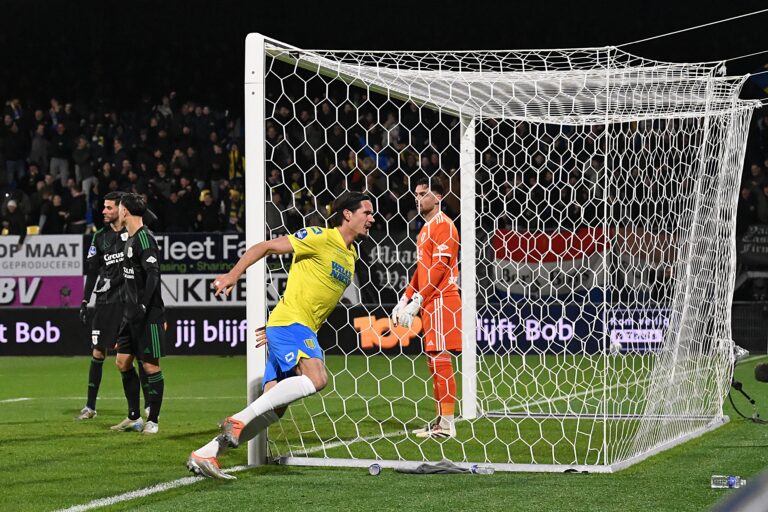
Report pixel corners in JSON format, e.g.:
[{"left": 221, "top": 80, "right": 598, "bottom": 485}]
[
  {"left": 86, "top": 356, "right": 105, "bottom": 410},
  {"left": 196, "top": 411, "right": 280, "bottom": 458},
  {"left": 145, "top": 371, "right": 164, "bottom": 423},
  {"left": 138, "top": 363, "right": 151, "bottom": 409},
  {"left": 120, "top": 368, "right": 142, "bottom": 421},
  {"left": 431, "top": 352, "right": 457, "bottom": 418},
  {"left": 232, "top": 375, "right": 316, "bottom": 424}
]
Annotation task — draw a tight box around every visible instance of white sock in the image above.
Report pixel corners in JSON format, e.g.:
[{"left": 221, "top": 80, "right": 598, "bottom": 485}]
[
  {"left": 195, "top": 437, "right": 221, "bottom": 458},
  {"left": 194, "top": 410, "right": 281, "bottom": 458},
  {"left": 232, "top": 375, "right": 316, "bottom": 424},
  {"left": 440, "top": 415, "right": 455, "bottom": 428}
]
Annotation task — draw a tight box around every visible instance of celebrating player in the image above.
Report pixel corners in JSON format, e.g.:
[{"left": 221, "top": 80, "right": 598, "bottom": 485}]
[
  {"left": 76, "top": 192, "right": 150, "bottom": 420},
  {"left": 110, "top": 193, "right": 167, "bottom": 435},
  {"left": 392, "top": 177, "right": 462, "bottom": 438},
  {"left": 187, "top": 192, "right": 374, "bottom": 479}
]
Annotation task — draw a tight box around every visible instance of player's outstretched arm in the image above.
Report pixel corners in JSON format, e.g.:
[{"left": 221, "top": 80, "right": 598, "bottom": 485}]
[{"left": 212, "top": 236, "right": 294, "bottom": 296}]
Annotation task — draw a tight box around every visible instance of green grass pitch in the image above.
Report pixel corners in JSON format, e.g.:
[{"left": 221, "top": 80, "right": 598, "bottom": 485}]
[{"left": 2, "top": 354, "right": 767, "bottom": 511}]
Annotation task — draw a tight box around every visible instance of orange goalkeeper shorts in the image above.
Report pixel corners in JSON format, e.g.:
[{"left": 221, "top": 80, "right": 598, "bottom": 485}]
[{"left": 422, "top": 294, "right": 462, "bottom": 353}]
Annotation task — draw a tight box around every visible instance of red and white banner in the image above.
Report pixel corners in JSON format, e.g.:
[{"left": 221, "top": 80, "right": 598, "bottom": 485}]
[{"left": 491, "top": 228, "right": 607, "bottom": 297}]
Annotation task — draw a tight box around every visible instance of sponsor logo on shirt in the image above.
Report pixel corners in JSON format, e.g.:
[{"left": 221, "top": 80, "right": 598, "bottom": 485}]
[
  {"left": 87, "top": 245, "right": 97, "bottom": 258},
  {"left": 330, "top": 261, "right": 352, "bottom": 286},
  {"left": 103, "top": 252, "right": 124, "bottom": 266}
]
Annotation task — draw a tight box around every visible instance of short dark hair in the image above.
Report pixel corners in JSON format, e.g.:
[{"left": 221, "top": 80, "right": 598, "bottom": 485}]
[
  {"left": 103, "top": 191, "right": 124, "bottom": 205},
  {"left": 331, "top": 192, "right": 371, "bottom": 227},
  {"left": 415, "top": 177, "right": 444, "bottom": 196},
  {"left": 121, "top": 193, "right": 147, "bottom": 216}
]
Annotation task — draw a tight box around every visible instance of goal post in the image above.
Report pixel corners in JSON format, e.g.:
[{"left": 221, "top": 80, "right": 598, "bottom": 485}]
[
  {"left": 245, "top": 33, "right": 758, "bottom": 472},
  {"left": 460, "top": 115, "right": 478, "bottom": 421},
  {"left": 244, "top": 33, "right": 268, "bottom": 466}
]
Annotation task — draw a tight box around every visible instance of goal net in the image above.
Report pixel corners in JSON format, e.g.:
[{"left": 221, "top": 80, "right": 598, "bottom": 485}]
[{"left": 244, "top": 33, "right": 758, "bottom": 472}]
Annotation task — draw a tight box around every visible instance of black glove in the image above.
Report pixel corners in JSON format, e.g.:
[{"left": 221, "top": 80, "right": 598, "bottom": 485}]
[{"left": 79, "top": 301, "right": 88, "bottom": 325}]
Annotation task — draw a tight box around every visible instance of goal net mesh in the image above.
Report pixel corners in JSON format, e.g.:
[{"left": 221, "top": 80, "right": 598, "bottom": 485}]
[{"left": 250, "top": 39, "right": 756, "bottom": 471}]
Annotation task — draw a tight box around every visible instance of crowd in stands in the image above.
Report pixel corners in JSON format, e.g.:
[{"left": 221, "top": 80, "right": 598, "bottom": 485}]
[
  {"left": 0, "top": 95, "right": 245, "bottom": 236},
  {"left": 3, "top": 82, "right": 768, "bottom": 240}
]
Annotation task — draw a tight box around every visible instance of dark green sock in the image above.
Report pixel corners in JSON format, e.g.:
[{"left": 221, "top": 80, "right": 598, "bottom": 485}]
[
  {"left": 146, "top": 371, "right": 164, "bottom": 423},
  {"left": 138, "top": 363, "right": 150, "bottom": 408},
  {"left": 120, "top": 368, "right": 141, "bottom": 420},
  {"left": 86, "top": 357, "right": 104, "bottom": 410}
]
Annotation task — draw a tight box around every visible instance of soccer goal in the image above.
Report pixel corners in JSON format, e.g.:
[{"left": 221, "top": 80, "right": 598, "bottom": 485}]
[{"left": 243, "top": 33, "right": 758, "bottom": 472}]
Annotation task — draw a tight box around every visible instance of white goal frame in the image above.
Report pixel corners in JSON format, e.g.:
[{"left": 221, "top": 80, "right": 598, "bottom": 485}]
[{"left": 244, "top": 32, "right": 757, "bottom": 472}]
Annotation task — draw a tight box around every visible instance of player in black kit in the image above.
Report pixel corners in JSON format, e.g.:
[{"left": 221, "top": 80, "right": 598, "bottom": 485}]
[
  {"left": 110, "top": 193, "right": 166, "bottom": 435},
  {"left": 77, "top": 192, "right": 150, "bottom": 420}
]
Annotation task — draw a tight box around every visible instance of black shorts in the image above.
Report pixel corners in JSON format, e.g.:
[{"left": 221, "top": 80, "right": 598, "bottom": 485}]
[
  {"left": 116, "top": 311, "right": 166, "bottom": 361},
  {"left": 90, "top": 302, "right": 124, "bottom": 352}
]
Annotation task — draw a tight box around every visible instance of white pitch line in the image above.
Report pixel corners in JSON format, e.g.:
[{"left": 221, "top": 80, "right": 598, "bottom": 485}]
[
  {"left": 0, "top": 397, "right": 31, "bottom": 403},
  {"left": 49, "top": 355, "right": 767, "bottom": 509},
  {"left": 55, "top": 465, "right": 249, "bottom": 512}
]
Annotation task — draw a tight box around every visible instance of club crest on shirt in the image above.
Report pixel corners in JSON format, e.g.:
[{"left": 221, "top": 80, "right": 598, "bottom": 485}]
[
  {"left": 295, "top": 228, "right": 308, "bottom": 240},
  {"left": 120, "top": 232, "right": 129, "bottom": 241}
]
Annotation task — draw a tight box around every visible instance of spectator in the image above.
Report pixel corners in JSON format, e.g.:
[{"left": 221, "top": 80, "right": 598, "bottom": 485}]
[
  {"left": 66, "top": 182, "right": 87, "bottom": 233},
  {"left": 737, "top": 186, "right": 759, "bottom": 235},
  {"left": 266, "top": 190, "right": 285, "bottom": 232},
  {"left": 224, "top": 188, "right": 245, "bottom": 232},
  {"left": 40, "top": 193, "right": 66, "bottom": 234},
  {"left": 1, "top": 199, "right": 27, "bottom": 245},
  {"left": 150, "top": 161, "right": 173, "bottom": 199},
  {"left": 163, "top": 191, "right": 192, "bottom": 232},
  {"left": 748, "top": 163, "right": 767, "bottom": 190},
  {"left": 19, "top": 162, "right": 43, "bottom": 197},
  {"left": 228, "top": 142, "right": 244, "bottom": 184},
  {"left": 208, "top": 143, "right": 228, "bottom": 200},
  {"left": 4, "top": 122, "right": 28, "bottom": 187},
  {"left": 196, "top": 191, "right": 222, "bottom": 231},
  {"left": 28, "top": 180, "right": 47, "bottom": 225},
  {"left": 73, "top": 135, "right": 97, "bottom": 199},
  {"left": 49, "top": 123, "right": 71, "bottom": 186},
  {"left": 28, "top": 124, "right": 50, "bottom": 172},
  {"left": 112, "top": 137, "right": 128, "bottom": 171}
]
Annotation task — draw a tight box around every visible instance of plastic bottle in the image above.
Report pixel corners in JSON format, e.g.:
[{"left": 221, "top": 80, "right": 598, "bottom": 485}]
[
  {"left": 470, "top": 464, "right": 495, "bottom": 475},
  {"left": 710, "top": 475, "right": 746, "bottom": 488},
  {"left": 368, "top": 463, "right": 381, "bottom": 476}
]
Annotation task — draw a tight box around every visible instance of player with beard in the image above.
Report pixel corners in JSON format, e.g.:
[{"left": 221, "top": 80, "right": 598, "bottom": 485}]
[
  {"left": 392, "top": 177, "right": 462, "bottom": 438},
  {"left": 76, "top": 192, "right": 150, "bottom": 420}
]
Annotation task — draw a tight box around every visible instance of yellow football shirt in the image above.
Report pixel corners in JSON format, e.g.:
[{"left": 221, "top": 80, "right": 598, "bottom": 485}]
[{"left": 267, "top": 226, "right": 357, "bottom": 333}]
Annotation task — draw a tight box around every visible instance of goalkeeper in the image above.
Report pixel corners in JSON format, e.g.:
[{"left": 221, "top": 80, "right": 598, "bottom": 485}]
[
  {"left": 188, "top": 192, "right": 374, "bottom": 479},
  {"left": 392, "top": 177, "right": 462, "bottom": 438}
]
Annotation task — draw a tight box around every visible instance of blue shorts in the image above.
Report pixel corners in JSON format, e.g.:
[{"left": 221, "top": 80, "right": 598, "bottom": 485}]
[{"left": 263, "top": 323, "right": 324, "bottom": 385}]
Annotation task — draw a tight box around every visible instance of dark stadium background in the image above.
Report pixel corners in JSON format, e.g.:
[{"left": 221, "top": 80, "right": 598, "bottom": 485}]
[
  {"left": 2, "top": 0, "right": 768, "bottom": 353},
  {"left": 3, "top": 0, "right": 768, "bottom": 108}
]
